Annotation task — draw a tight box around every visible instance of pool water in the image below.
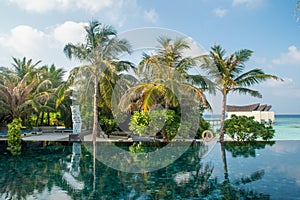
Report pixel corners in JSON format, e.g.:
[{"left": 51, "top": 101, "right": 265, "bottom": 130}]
[{"left": 0, "top": 140, "right": 300, "bottom": 199}]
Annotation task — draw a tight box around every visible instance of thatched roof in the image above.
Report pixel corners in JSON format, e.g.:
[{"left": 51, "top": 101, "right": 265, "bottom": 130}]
[
  {"left": 226, "top": 103, "right": 272, "bottom": 112},
  {"left": 257, "top": 104, "right": 267, "bottom": 111},
  {"left": 265, "top": 105, "right": 272, "bottom": 111}
]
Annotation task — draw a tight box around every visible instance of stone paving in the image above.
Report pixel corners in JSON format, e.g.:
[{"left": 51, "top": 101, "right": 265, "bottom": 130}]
[{"left": 22, "top": 133, "right": 69, "bottom": 141}]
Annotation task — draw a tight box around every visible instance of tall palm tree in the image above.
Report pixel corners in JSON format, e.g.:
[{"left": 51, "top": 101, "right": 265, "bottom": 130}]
[
  {"left": 119, "top": 37, "right": 212, "bottom": 113},
  {"left": 202, "top": 44, "right": 281, "bottom": 142},
  {"left": 11, "top": 57, "right": 41, "bottom": 78},
  {"left": 64, "top": 20, "right": 132, "bottom": 139}
]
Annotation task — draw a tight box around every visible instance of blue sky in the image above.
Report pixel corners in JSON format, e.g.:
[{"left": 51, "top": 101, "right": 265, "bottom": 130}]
[{"left": 0, "top": 0, "right": 299, "bottom": 114}]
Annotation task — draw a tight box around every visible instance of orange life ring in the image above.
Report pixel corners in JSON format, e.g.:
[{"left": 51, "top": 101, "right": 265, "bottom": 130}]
[{"left": 202, "top": 130, "right": 213, "bottom": 142}]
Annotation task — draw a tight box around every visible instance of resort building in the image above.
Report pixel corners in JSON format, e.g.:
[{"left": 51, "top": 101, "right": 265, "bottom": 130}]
[{"left": 226, "top": 103, "right": 275, "bottom": 124}]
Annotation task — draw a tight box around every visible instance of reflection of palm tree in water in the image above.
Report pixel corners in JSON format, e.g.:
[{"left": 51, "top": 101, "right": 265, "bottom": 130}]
[{"left": 219, "top": 141, "right": 273, "bottom": 199}]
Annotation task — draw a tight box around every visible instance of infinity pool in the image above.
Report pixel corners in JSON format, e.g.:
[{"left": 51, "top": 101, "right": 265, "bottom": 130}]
[{"left": 0, "top": 140, "right": 299, "bottom": 199}]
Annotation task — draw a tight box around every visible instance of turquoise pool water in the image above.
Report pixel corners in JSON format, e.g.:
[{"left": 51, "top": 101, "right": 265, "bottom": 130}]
[{"left": 0, "top": 140, "right": 300, "bottom": 199}]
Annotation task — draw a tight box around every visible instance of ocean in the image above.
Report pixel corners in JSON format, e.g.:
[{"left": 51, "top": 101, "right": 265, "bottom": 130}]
[{"left": 273, "top": 114, "right": 300, "bottom": 140}]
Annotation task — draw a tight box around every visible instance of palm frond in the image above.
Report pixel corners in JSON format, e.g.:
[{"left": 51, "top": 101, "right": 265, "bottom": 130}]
[{"left": 232, "top": 87, "right": 262, "bottom": 98}]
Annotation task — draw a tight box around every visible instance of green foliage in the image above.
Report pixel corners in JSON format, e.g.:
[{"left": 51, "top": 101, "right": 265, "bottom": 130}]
[
  {"left": 99, "top": 116, "right": 118, "bottom": 135},
  {"left": 224, "top": 115, "right": 275, "bottom": 141},
  {"left": 7, "top": 118, "right": 22, "bottom": 156},
  {"left": 224, "top": 141, "right": 275, "bottom": 158},
  {"left": 129, "top": 111, "right": 150, "bottom": 136},
  {"left": 129, "top": 110, "right": 180, "bottom": 140},
  {"left": 196, "top": 115, "right": 211, "bottom": 139},
  {"left": 149, "top": 109, "right": 180, "bottom": 140},
  {"left": 24, "top": 118, "right": 34, "bottom": 130},
  {"left": 129, "top": 142, "right": 147, "bottom": 153},
  {"left": 178, "top": 121, "right": 193, "bottom": 138}
]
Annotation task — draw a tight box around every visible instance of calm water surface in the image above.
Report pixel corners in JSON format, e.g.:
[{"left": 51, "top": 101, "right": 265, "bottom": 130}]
[{"left": 0, "top": 140, "right": 300, "bottom": 200}]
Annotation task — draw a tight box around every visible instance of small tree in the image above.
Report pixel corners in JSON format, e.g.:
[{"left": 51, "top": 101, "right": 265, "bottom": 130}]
[
  {"left": 128, "top": 110, "right": 180, "bottom": 140},
  {"left": 7, "top": 118, "right": 22, "bottom": 156},
  {"left": 129, "top": 111, "right": 150, "bottom": 136},
  {"left": 196, "top": 114, "right": 211, "bottom": 139},
  {"left": 99, "top": 116, "right": 118, "bottom": 137},
  {"left": 224, "top": 115, "right": 275, "bottom": 141}
]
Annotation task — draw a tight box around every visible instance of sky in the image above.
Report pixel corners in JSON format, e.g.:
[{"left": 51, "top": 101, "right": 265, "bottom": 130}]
[{"left": 0, "top": 0, "right": 300, "bottom": 114}]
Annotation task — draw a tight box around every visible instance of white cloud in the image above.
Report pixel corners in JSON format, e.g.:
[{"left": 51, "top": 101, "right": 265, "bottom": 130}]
[
  {"left": 8, "top": 0, "right": 116, "bottom": 13},
  {"left": 272, "top": 46, "right": 300, "bottom": 66},
  {"left": 144, "top": 9, "right": 159, "bottom": 23},
  {"left": 213, "top": 8, "right": 228, "bottom": 18},
  {"left": 53, "top": 21, "right": 87, "bottom": 45},
  {"left": 75, "top": 0, "right": 113, "bottom": 13},
  {"left": 104, "top": 0, "right": 140, "bottom": 27},
  {"left": 8, "top": 0, "right": 70, "bottom": 13},
  {"left": 3, "top": 25, "right": 49, "bottom": 57},
  {"left": 6, "top": 0, "right": 152, "bottom": 27},
  {"left": 263, "top": 77, "right": 294, "bottom": 88},
  {"left": 182, "top": 37, "right": 208, "bottom": 57},
  {"left": 232, "top": 0, "right": 264, "bottom": 8},
  {"left": 0, "top": 22, "right": 84, "bottom": 70}
]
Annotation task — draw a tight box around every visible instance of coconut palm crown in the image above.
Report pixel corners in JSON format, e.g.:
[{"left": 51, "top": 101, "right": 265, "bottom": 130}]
[{"left": 119, "top": 37, "right": 213, "bottom": 113}]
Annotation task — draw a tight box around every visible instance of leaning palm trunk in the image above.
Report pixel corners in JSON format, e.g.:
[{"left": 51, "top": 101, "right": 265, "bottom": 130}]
[
  {"left": 219, "top": 92, "right": 227, "bottom": 142},
  {"left": 220, "top": 142, "right": 228, "bottom": 180}
]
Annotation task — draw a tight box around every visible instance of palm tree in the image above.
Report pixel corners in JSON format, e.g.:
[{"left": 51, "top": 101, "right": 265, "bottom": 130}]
[
  {"left": 0, "top": 71, "right": 37, "bottom": 119},
  {"left": 0, "top": 58, "right": 50, "bottom": 121},
  {"left": 64, "top": 20, "right": 132, "bottom": 139},
  {"left": 202, "top": 44, "right": 281, "bottom": 142},
  {"left": 11, "top": 57, "right": 41, "bottom": 78},
  {"left": 119, "top": 37, "right": 212, "bottom": 113},
  {"left": 37, "top": 64, "right": 66, "bottom": 125}
]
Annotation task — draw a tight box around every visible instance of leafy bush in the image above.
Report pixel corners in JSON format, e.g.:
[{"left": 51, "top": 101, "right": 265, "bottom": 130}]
[
  {"left": 196, "top": 115, "right": 211, "bottom": 139},
  {"left": 24, "top": 118, "right": 34, "bottom": 130},
  {"left": 224, "top": 115, "right": 275, "bottom": 141},
  {"left": 149, "top": 109, "right": 180, "bottom": 140},
  {"left": 129, "top": 110, "right": 180, "bottom": 140},
  {"left": 99, "top": 116, "right": 118, "bottom": 136},
  {"left": 7, "top": 118, "right": 22, "bottom": 156},
  {"left": 129, "top": 111, "right": 150, "bottom": 136}
]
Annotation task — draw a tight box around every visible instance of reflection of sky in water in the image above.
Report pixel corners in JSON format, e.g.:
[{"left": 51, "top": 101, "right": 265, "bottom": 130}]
[
  {"left": 203, "top": 141, "right": 300, "bottom": 199},
  {"left": 1, "top": 141, "right": 300, "bottom": 199}
]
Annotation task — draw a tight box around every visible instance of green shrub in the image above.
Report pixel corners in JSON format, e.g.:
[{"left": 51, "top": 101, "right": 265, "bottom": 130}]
[
  {"left": 129, "top": 111, "right": 150, "bottom": 136},
  {"left": 149, "top": 109, "right": 180, "bottom": 140},
  {"left": 224, "top": 115, "right": 275, "bottom": 141},
  {"left": 99, "top": 116, "right": 118, "bottom": 136},
  {"left": 7, "top": 118, "right": 22, "bottom": 156},
  {"left": 196, "top": 115, "right": 211, "bottom": 139},
  {"left": 129, "top": 110, "right": 180, "bottom": 140},
  {"left": 24, "top": 118, "right": 34, "bottom": 130}
]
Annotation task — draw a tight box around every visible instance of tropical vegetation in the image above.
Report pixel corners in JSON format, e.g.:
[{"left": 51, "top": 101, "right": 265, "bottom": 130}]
[
  {"left": 0, "top": 20, "right": 282, "bottom": 154},
  {"left": 224, "top": 115, "right": 275, "bottom": 141},
  {"left": 64, "top": 20, "right": 133, "bottom": 140},
  {"left": 201, "top": 45, "right": 281, "bottom": 142},
  {"left": 7, "top": 118, "right": 22, "bottom": 156},
  {"left": 0, "top": 57, "right": 69, "bottom": 127}
]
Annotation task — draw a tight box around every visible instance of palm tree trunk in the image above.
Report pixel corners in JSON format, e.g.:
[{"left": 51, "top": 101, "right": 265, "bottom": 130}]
[
  {"left": 40, "top": 112, "right": 44, "bottom": 126},
  {"left": 93, "top": 74, "right": 99, "bottom": 142},
  {"left": 219, "top": 92, "right": 227, "bottom": 142},
  {"left": 47, "top": 111, "right": 50, "bottom": 126},
  {"left": 220, "top": 142, "right": 229, "bottom": 180}
]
